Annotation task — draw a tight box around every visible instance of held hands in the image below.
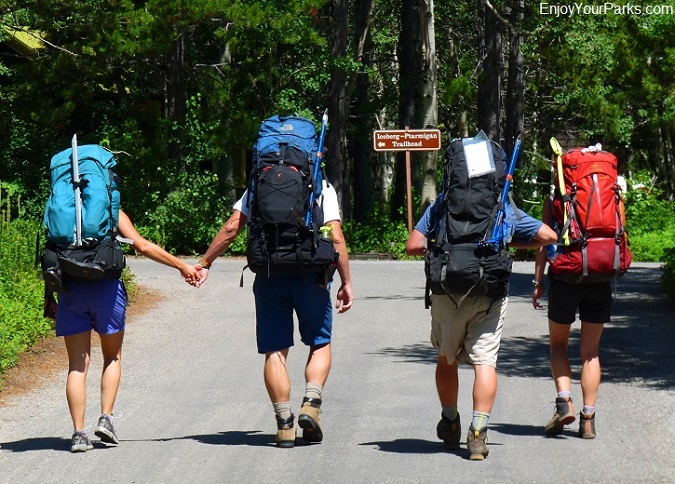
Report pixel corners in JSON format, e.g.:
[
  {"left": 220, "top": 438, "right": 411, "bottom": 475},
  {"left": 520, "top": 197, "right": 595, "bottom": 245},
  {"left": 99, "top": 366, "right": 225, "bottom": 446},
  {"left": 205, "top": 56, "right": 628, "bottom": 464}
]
[{"left": 180, "top": 263, "right": 202, "bottom": 287}]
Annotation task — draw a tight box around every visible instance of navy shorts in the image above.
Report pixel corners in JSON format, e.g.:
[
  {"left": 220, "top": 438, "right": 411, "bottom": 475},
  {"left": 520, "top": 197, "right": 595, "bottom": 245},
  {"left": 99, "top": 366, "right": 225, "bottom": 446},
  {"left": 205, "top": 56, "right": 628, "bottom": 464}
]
[
  {"left": 56, "top": 279, "right": 127, "bottom": 336},
  {"left": 252, "top": 273, "right": 332, "bottom": 354},
  {"left": 547, "top": 277, "right": 612, "bottom": 324}
]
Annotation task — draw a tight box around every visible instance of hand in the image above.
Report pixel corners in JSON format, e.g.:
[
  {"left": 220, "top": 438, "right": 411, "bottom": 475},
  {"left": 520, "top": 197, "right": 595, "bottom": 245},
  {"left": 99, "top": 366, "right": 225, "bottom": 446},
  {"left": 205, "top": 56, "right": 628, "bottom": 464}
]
[
  {"left": 180, "top": 263, "right": 202, "bottom": 287},
  {"left": 532, "top": 286, "right": 544, "bottom": 309},
  {"left": 192, "top": 264, "right": 210, "bottom": 287},
  {"left": 335, "top": 282, "right": 353, "bottom": 314}
]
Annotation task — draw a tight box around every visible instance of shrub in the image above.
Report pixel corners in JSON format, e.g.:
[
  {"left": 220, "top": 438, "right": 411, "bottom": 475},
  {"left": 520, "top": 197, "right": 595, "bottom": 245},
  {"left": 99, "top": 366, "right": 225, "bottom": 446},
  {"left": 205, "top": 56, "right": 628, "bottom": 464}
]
[
  {"left": 0, "top": 203, "right": 52, "bottom": 382},
  {"left": 661, "top": 247, "right": 675, "bottom": 302}
]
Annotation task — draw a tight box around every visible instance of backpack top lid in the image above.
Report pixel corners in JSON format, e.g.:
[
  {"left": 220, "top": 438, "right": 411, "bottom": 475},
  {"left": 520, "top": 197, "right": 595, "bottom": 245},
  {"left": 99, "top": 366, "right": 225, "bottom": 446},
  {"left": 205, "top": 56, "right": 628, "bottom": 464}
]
[
  {"left": 253, "top": 115, "right": 318, "bottom": 167},
  {"left": 50, "top": 144, "right": 117, "bottom": 173}
]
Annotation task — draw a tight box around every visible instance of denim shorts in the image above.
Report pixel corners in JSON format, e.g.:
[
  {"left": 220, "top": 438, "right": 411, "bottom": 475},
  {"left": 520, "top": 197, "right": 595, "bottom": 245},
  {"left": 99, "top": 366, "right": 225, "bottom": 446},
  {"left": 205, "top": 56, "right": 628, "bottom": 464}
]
[
  {"left": 252, "top": 273, "right": 332, "bottom": 354},
  {"left": 55, "top": 278, "right": 127, "bottom": 336}
]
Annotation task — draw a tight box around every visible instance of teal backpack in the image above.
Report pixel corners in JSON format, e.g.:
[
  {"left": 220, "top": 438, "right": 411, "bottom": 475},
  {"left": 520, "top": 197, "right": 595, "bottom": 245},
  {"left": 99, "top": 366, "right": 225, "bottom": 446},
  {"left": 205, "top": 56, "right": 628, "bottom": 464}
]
[{"left": 41, "top": 141, "right": 125, "bottom": 292}]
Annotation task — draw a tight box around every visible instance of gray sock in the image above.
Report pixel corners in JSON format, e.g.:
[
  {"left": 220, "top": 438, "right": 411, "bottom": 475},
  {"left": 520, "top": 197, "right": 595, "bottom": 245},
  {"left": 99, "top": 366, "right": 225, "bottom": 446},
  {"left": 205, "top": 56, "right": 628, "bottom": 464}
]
[
  {"left": 442, "top": 405, "right": 458, "bottom": 421},
  {"left": 273, "top": 401, "right": 292, "bottom": 420},
  {"left": 304, "top": 382, "right": 323, "bottom": 401},
  {"left": 471, "top": 411, "right": 490, "bottom": 432}
]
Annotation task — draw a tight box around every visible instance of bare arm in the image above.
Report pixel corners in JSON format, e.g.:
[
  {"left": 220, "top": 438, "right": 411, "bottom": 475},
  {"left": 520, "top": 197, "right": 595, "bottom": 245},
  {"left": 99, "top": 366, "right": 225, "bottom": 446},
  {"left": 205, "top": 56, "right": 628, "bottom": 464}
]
[
  {"left": 405, "top": 229, "right": 427, "bottom": 256},
  {"left": 532, "top": 199, "right": 556, "bottom": 309},
  {"left": 194, "top": 210, "right": 247, "bottom": 285},
  {"left": 117, "top": 210, "right": 199, "bottom": 283},
  {"left": 326, "top": 220, "right": 353, "bottom": 313}
]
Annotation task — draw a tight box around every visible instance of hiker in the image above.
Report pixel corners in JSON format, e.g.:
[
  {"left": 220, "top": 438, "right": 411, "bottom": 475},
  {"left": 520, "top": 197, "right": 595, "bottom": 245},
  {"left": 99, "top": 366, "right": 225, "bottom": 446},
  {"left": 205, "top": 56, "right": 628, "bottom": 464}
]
[
  {"left": 51, "top": 210, "right": 200, "bottom": 452},
  {"left": 532, "top": 144, "right": 630, "bottom": 439},
  {"left": 194, "top": 115, "right": 353, "bottom": 448},
  {"left": 406, "top": 136, "right": 557, "bottom": 460},
  {"left": 194, "top": 187, "right": 352, "bottom": 447}
]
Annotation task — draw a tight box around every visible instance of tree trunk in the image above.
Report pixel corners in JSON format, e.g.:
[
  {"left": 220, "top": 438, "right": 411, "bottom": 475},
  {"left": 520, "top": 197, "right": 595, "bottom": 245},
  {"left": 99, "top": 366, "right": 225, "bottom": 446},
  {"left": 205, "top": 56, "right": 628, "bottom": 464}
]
[
  {"left": 505, "top": 0, "right": 524, "bottom": 159},
  {"left": 326, "top": 0, "right": 349, "bottom": 216},
  {"left": 166, "top": 33, "right": 186, "bottom": 169},
  {"left": 418, "top": 0, "right": 438, "bottom": 210},
  {"left": 351, "top": 0, "right": 376, "bottom": 223},
  {"left": 477, "top": 0, "right": 502, "bottom": 142},
  {"left": 392, "top": 0, "right": 419, "bottom": 221}
]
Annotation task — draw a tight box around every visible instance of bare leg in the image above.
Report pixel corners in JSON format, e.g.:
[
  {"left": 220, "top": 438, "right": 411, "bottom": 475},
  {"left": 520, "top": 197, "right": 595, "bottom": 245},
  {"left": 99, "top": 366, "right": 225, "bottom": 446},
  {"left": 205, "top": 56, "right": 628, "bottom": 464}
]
[
  {"left": 305, "top": 343, "right": 331, "bottom": 386},
  {"left": 436, "top": 355, "right": 459, "bottom": 406},
  {"left": 264, "top": 349, "right": 291, "bottom": 403},
  {"left": 579, "top": 322, "right": 604, "bottom": 408},
  {"left": 64, "top": 331, "right": 92, "bottom": 431},
  {"left": 472, "top": 364, "right": 497, "bottom": 413},
  {"left": 548, "top": 320, "right": 572, "bottom": 393},
  {"left": 99, "top": 330, "right": 124, "bottom": 415}
]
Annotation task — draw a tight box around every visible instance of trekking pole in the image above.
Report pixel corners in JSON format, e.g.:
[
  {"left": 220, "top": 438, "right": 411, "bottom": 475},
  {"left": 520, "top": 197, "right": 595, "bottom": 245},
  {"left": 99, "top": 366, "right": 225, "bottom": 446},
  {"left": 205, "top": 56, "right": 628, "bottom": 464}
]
[
  {"left": 550, "top": 137, "right": 570, "bottom": 246},
  {"left": 487, "top": 136, "right": 521, "bottom": 248},
  {"left": 71, "top": 134, "right": 83, "bottom": 247},
  {"left": 306, "top": 110, "right": 329, "bottom": 226}
]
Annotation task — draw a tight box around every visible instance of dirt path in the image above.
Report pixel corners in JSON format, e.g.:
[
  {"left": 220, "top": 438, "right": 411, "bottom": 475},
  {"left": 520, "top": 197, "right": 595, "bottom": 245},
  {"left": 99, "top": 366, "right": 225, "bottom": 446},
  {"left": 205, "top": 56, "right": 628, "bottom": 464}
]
[{"left": 0, "top": 286, "right": 160, "bottom": 407}]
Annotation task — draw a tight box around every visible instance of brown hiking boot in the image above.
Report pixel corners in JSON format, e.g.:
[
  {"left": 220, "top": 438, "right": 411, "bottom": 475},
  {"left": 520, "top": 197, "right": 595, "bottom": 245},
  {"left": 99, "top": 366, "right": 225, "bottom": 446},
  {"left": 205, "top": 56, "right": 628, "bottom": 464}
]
[
  {"left": 578, "top": 412, "right": 596, "bottom": 439},
  {"left": 466, "top": 427, "right": 489, "bottom": 460},
  {"left": 544, "top": 397, "right": 576, "bottom": 436},
  {"left": 275, "top": 414, "right": 295, "bottom": 448},
  {"left": 297, "top": 397, "right": 323, "bottom": 443},
  {"left": 436, "top": 412, "right": 461, "bottom": 449}
]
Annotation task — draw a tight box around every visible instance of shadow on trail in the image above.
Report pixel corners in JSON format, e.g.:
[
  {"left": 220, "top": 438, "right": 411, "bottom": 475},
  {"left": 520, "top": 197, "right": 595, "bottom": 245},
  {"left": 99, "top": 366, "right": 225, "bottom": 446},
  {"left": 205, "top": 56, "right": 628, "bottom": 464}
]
[
  {"left": 504, "top": 266, "right": 675, "bottom": 390},
  {"left": 359, "top": 438, "right": 459, "bottom": 455},
  {"left": 0, "top": 437, "right": 70, "bottom": 452},
  {"left": 372, "top": 265, "right": 675, "bottom": 391}
]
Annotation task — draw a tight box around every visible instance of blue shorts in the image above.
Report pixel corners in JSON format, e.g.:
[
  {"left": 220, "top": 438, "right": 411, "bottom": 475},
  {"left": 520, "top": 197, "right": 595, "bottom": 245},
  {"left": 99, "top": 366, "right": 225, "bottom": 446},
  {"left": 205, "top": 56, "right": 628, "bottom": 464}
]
[
  {"left": 547, "top": 277, "right": 612, "bottom": 324},
  {"left": 252, "top": 273, "right": 332, "bottom": 354},
  {"left": 55, "top": 279, "right": 127, "bottom": 337}
]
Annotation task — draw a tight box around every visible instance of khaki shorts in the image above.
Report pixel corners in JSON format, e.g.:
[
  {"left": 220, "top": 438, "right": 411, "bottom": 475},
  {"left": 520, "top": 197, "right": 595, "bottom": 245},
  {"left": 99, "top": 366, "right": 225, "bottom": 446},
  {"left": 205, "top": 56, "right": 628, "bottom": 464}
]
[{"left": 429, "top": 294, "right": 508, "bottom": 367}]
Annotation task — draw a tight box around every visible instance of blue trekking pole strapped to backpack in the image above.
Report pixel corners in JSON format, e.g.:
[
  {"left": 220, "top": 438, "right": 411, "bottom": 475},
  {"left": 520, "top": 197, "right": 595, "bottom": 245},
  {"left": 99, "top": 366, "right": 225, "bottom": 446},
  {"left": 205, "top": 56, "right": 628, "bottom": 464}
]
[
  {"left": 306, "top": 110, "right": 329, "bottom": 226},
  {"left": 486, "top": 136, "right": 521, "bottom": 250}
]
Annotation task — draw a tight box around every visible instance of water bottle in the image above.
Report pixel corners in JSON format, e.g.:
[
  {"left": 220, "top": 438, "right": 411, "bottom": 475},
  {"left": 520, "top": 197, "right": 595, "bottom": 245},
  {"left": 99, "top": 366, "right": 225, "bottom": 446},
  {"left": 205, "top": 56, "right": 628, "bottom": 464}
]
[{"left": 320, "top": 225, "right": 333, "bottom": 240}]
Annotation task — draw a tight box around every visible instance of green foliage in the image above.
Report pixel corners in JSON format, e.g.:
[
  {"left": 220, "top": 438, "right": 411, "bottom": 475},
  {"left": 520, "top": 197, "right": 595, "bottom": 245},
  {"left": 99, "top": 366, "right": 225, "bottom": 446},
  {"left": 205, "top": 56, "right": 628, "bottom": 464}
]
[
  {"left": 138, "top": 170, "right": 230, "bottom": 255},
  {"left": 661, "top": 247, "right": 675, "bottom": 302},
  {"left": 0, "top": 186, "right": 51, "bottom": 383},
  {"left": 623, "top": 171, "right": 675, "bottom": 262},
  {"left": 342, "top": 209, "right": 411, "bottom": 259},
  {"left": 629, "top": 230, "right": 675, "bottom": 263}
]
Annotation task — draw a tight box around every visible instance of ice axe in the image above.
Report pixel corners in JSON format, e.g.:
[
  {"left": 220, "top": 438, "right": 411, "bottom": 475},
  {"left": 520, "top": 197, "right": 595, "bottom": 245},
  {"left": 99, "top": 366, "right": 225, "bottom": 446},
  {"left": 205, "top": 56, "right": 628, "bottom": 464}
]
[{"left": 550, "top": 137, "right": 570, "bottom": 246}]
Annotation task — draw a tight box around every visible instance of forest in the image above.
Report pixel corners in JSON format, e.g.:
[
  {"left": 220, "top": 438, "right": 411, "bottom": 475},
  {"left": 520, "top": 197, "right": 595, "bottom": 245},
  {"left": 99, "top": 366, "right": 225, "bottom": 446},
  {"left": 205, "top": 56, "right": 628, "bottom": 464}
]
[{"left": 1, "top": 1, "right": 675, "bottom": 256}]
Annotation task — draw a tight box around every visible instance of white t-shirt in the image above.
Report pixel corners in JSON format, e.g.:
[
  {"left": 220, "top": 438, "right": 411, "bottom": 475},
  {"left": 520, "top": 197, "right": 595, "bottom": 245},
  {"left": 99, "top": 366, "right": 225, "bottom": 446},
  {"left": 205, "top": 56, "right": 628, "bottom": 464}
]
[{"left": 233, "top": 180, "right": 341, "bottom": 223}]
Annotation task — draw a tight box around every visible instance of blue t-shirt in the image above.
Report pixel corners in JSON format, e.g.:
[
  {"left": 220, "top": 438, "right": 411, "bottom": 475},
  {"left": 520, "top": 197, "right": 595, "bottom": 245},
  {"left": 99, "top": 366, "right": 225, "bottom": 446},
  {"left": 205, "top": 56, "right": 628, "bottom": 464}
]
[{"left": 414, "top": 198, "right": 542, "bottom": 245}]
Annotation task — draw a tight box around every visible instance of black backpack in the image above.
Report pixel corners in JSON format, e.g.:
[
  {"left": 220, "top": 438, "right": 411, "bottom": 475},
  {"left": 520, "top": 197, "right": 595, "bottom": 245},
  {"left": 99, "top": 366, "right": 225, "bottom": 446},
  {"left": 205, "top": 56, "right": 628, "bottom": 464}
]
[
  {"left": 425, "top": 137, "right": 513, "bottom": 308},
  {"left": 245, "top": 115, "right": 337, "bottom": 277}
]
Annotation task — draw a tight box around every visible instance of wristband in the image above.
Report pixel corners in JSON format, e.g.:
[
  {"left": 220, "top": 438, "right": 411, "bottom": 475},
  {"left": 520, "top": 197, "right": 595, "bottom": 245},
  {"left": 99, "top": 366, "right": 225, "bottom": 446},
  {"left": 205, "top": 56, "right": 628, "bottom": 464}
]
[
  {"left": 199, "top": 257, "right": 212, "bottom": 269},
  {"left": 532, "top": 280, "right": 543, "bottom": 288}
]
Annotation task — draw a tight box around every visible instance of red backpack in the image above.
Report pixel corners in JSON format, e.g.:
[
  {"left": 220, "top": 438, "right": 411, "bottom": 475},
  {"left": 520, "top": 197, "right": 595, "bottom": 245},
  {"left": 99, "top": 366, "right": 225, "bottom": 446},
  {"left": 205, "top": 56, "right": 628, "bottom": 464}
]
[{"left": 549, "top": 145, "right": 632, "bottom": 283}]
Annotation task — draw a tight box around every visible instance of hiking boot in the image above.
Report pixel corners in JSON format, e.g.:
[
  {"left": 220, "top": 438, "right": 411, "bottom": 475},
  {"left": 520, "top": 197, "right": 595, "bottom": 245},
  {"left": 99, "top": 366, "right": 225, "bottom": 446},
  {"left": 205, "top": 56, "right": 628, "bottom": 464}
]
[
  {"left": 466, "top": 426, "right": 489, "bottom": 460},
  {"left": 544, "top": 397, "right": 576, "bottom": 436},
  {"left": 70, "top": 431, "right": 93, "bottom": 453},
  {"left": 578, "top": 412, "right": 596, "bottom": 439},
  {"left": 436, "top": 412, "right": 461, "bottom": 449},
  {"left": 297, "top": 397, "right": 323, "bottom": 443},
  {"left": 275, "top": 414, "right": 296, "bottom": 448},
  {"left": 94, "top": 414, "right": 119, "bottom": 445}
]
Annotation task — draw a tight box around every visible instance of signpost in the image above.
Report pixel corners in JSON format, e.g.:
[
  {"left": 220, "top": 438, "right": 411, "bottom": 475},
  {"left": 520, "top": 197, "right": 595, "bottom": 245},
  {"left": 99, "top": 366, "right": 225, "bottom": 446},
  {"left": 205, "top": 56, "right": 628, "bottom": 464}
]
[{"left": 373, "top": 128, "right": 442, "bottom": 232}]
